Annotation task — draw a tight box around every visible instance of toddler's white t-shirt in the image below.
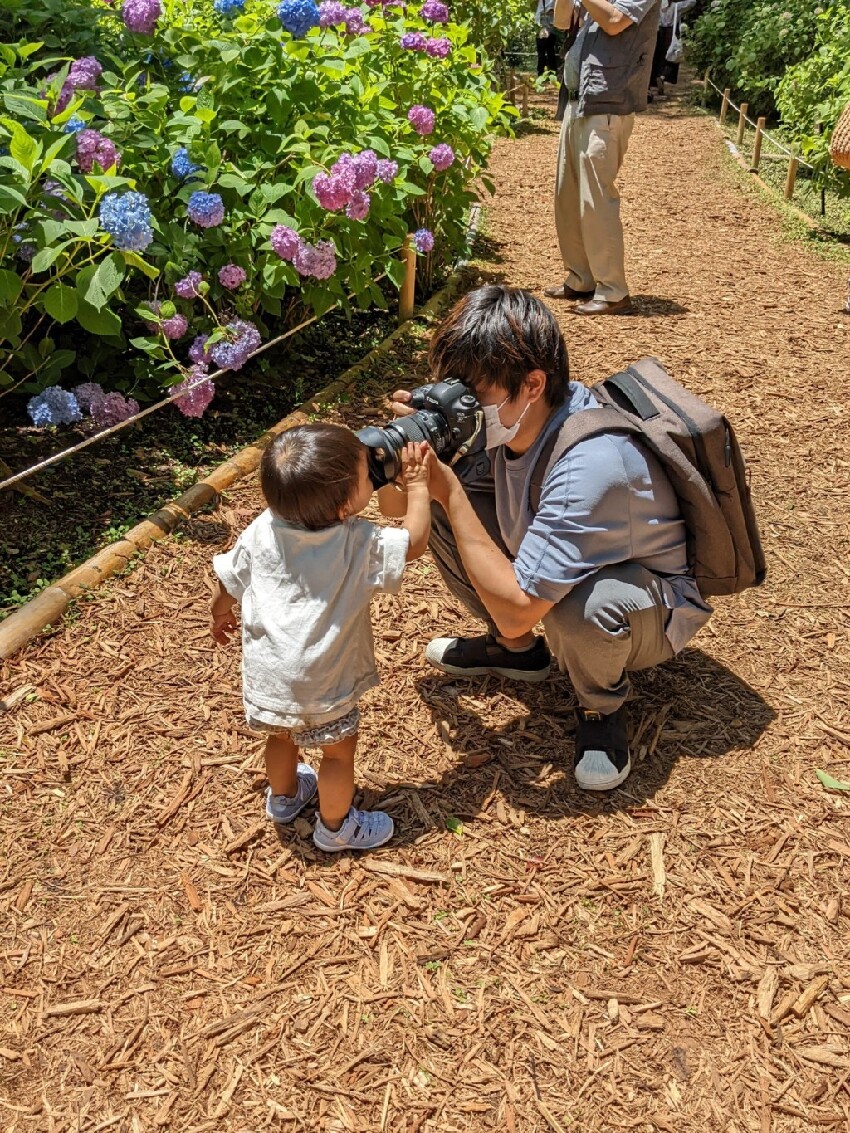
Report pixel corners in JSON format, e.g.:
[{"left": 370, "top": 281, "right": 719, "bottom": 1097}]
[{"left": 213, "top": 510, "right": 409, "bottom": 728}]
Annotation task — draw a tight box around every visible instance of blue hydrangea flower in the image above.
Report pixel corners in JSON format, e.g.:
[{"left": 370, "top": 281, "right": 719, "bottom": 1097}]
[
  {"left": 178, "top": 71, "right": 195, "bottom": 92},
  {"left": 278, "top": 0, "right": 320, "bottom": 37},
  {"left": 27, "top": 387, "right": 82, "bottom": 428},
  {"left": 99, "top": 191, "right": 154, "bottom": 252},
  {"left": 187, "top": 191, "right": 224, "bottom": 228},
  {"left": 214, "top": 0, "right": 245, "bottom": 12},
  {"left": 171, "top": 146, "right": 203, "bottom": 181},
  {"left": 63, "top": 115, "right": 86, "bottom": 134}
]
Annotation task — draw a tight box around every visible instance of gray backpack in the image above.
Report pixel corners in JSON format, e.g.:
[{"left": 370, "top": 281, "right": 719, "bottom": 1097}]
[{"left": 529, "top": 358, "right": 766, "bottom": 597}]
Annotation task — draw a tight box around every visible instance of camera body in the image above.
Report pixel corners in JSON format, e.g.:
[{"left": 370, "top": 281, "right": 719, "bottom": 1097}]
[{"left": 357, "top": 379, "right": 485, "bottom": 489}]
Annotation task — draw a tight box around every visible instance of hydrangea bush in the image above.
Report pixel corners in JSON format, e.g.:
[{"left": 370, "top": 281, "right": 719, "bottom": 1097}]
[{"left": 0, "top": 0, "right": 511, "bottom": 425}]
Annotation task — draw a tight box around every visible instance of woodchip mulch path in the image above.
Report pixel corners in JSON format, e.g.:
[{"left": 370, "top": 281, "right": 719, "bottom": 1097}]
[{"left": 2, "top": 81, "right": 849, "bottom": 1133}]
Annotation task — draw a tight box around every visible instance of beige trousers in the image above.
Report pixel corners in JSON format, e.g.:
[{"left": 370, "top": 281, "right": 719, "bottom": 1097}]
[{"left": 554, "top": 102, "right": 634, "bottom": 302}]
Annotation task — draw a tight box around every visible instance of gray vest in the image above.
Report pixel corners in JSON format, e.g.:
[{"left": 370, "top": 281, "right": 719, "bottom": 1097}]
[{"left": 577, "top": 1, "right": 661, "bottom": 117}]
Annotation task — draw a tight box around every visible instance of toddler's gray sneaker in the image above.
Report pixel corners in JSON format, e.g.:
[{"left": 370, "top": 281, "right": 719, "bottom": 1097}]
[
  {"left": 265, "top": 764, "right": 318, "bottom": 824},
  {"left": 313, "top": 807, "right": 394, "bottom": 852}
]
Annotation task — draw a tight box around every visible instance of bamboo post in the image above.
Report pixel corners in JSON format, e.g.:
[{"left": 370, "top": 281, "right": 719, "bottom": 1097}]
[
  {"left": 520, "top": 80, "right": 529, "bottom": 119},
  {"left": 784, "top": 156, "right": 799, "bottom": 200},
  {"left": 751, "top": 116, "right": 766, "bottom": 170},
  {"left": 507, "top": 68, "right": 516, "bottom": 106},
  {"left": 736, "top": 103, "right": 748, "bottom": 147},
  {"left": 719, "top": 88, "right": 730, "bottom": 125},
  {"left": 398, "top": 235, "right": 416, "bottom": 323}
]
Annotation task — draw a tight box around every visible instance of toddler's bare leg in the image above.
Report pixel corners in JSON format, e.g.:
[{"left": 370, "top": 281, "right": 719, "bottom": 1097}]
[
  {"left": 265, "top": 732, "right": 299, "bottom": 798},
  {"left": 317, "top": 734, "right": 357, "bottom": 831}
]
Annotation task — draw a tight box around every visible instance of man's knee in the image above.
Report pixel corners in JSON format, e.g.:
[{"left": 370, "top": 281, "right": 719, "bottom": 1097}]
[{"left": 555, "top": 564, "right": 662, "bottom": 636}]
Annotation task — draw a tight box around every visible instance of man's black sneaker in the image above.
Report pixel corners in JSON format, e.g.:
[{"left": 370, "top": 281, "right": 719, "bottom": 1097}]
[
  {"left": 573, "top": 705, "right": 631, "bottom": 791},
  {"left": 425, "top": 633, "right": 551, "bottom": 683}
]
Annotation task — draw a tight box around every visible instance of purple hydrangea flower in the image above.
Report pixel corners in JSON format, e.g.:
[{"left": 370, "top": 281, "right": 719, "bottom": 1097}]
[
  {"left": 214, "top": 0, "right": 244, "bottom": 13},
  {"left": 413, "top": 228, "right": 434, "bottom": 253},
  {"left": 425, "top": 36, "right": 451, "bottom": 58},
  {"left": 429, "top": 143, "right": 455, "bottom": 170},
  {"left": 161, "top": 313, "right": 188, "bottom": 340},
  {"left": 319, "top": 0, "right": 346, "bottom": 25},
  {"left": 278, "top": 0, "right": 320, "bottom": 37},
  {"left": 210, "top": 320, "right": 261, "bottom": 371},
  {"left": 218, "top": 263, "right": 246, "bottom": 290},
  {"left": 174, "top": 271, "right": 204, "bottom": 299},
  {"left": 75, "top": 129, "right": 120, "bottom": 173},
  {"left": 27, "top": 387, "right": 82, "bottom": 428},
  {"left": 270, "top": 225, "right": 302, "bottom": 261},
  {"left": 344, "top": 8, "right": 368, "bottom": 34},
  {"left": 73, "top": 382, "right": 106, "bottom": 413},
  {"left": 91, "top": 391, "right": 140, "bottom": 428},
  {"left": 376, "top": 158, "right": 398, "bottom": 183},
  {"left": 352, "top": 149, "right": 378, "bottom": 189},
  {"left": 189, "top": 334, "right": 212, "bottom": 364},
  {"left": 313, "top": 152, "right": 360, "bottom": 210},
  {"left": 171, "top": 146, "right": 203, "bottom": 181},
  {"left": 63, "top": 115, "right": 87, "bottom": 134},
  {"left": 293, "top": 239, "right": 337, "bottom": 280},
  {"left": 68, "top": 56, "right": 103, "bottom": 91},
  {"left": 172, "top": 366, "right": 215, "bottom": 418},
  {"left": 99, "top": 191, "right": 154, "bottom": 252},
  {"left": 187, "top": 191, "right": 224, "bottom": 228},
  {"left": 420, "top": 0, "right": 448, "bottom": 21},
  {"left": 345, "top": 189, "right": 370, "bottom": 221},
  {"left": 122, "top": 0, "right": 162, "bottom": 34},
  {"left": 408, "top": 105, "right": 435, "bottom": 135},
  {"left": 401, "top": 31, "right": 426, "bottom": 50}
]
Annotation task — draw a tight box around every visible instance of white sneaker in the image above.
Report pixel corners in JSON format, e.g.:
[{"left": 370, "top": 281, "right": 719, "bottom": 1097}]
[
  {"left": 265, "top": 764, "right": 318, "bottom": 824},
  {"left": 313, "top": 807, "right": 394, "bottom": 852}
]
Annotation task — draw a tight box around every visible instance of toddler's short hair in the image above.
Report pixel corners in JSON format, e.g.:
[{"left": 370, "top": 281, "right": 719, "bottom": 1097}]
[{"left": 260, "top": 423, "right": 365, "bottom": 530}]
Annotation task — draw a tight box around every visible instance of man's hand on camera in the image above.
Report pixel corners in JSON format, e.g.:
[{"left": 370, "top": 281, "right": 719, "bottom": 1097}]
[
  {"left": 389, "top": 389, "right": 415, "bottom": 418},
  {"left": 427, "top": 452, "right": 457, "bottom": 509}
]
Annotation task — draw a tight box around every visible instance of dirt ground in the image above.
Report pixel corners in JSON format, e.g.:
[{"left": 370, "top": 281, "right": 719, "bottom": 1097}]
[{"left": 2, "top": 82, "right": 850, "bottom": 1133}]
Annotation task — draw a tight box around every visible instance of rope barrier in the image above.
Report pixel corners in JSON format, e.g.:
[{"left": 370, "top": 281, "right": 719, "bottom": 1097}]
[
  {"left": 0, "top": 269, "right": 387, "bottom": 494},
  {"left": 704, "top": 74, "right": 813, "bottom": 169}
]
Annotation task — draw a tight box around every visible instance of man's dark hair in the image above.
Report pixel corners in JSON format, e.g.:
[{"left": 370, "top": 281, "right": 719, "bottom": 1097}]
[
  {"left": 428, "top": 285, "right": 569, "bottom": 407},
  {"left": 260, "top": 423, "right": 364, "bottom": 530}
]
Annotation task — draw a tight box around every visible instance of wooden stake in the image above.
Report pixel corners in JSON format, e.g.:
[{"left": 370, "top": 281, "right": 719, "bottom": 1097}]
[
  {"left": 719, "top": 88, "right": 730, "bottom": 125},
  {"left": 507, "top": 69, "right": 516, "bottom": 106},
  {"left": 784, "top": 156, "right": 799, "bottom": 200},
  {"left": 702, "top": 68, "right": 710, "bottom": 107},
  {"left": 398, "top": 235, "right": 416, "bottom": 324},
  {"left": 751, "top": 116, "right": 766, "bottom": 171},
  {"left": 521, "top": 81, "right": 529, "bottom": 119},
  {"left": 736, "top": 102, "right": 748, "bottom": 147}
]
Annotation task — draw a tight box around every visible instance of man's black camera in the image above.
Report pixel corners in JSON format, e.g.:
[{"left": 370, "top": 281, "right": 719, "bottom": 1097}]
[{"left": 357, "top": 379, "right": 485, "bottom": 489}]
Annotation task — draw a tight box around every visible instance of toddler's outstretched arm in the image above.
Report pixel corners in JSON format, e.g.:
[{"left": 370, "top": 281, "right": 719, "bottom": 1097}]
[{"left": 401, "top": 442, "right": 431, "bottom": 560}]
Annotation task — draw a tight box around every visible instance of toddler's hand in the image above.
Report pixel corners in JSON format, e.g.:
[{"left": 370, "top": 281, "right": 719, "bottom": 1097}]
[
  {"left": 400, "top": 441, "right": 430, "bottom": 491},
  {"left": 210, "top": 602, "right": 238, "bottom": 645}
]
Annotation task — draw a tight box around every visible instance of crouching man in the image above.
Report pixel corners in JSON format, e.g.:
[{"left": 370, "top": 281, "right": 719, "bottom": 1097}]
[{"left": 388, "top": 285, "right": 711, "bottom": 791}]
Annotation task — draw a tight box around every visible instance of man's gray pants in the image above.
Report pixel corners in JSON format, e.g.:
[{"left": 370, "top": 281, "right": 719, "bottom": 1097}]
[{"left": 428, "top": 469, "right": 673, "bottom": 714}]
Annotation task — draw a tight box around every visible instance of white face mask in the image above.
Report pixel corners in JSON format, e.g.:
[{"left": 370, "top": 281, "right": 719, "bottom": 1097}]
[{"left": 483, "top": 395, "right": 530, "bottom": 449}]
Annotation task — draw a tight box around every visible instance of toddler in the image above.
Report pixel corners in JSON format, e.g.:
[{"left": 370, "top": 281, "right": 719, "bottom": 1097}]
[{"left": 210, "top": 423, "right": 431, "bottom": 852}]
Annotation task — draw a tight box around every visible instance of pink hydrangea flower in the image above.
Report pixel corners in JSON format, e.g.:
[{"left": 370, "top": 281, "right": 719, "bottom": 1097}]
[
  {"left": 123, "top": 0, "right": 162, "bottom": 34},
  {"left": 174, "top": 271, "right": 204, "bottom": 299},
  {"left": 345, "top": 190, "right": 370, "bottom": 221},
  {"left": 171, "top": 366, "right": 215, "bottom": 418},
  {"left": 408, "top": 105, "right": 435, "bottom": 135},
  {"left": 294, "top": 239, "right": 337, "bottom": 280},
  {"left": 270, "top": 224, "right": 302, "bottom": 261},
  {"left": 420, "top": 0, "right": 448, "bottom": 22},
  {"left": 425, "top": 37, "right": 451, "bottom": 58},
  {"left": 161, "top": 313, "right": 189, "bottom": 340},
  {"left": 376, "top": 158, "right": 398, "bottom": 183},
  {"left": 218, "top": 263, "right": 247, "bottom": 290},
  {"left": 352, "top": 149, "right": 378, "bottom": 189},
  {"left": 91, "top": 391, "right": 140, "bottom": 428},
  {"left": 75, "top": 129, "right": 120, "bottom": 173}
]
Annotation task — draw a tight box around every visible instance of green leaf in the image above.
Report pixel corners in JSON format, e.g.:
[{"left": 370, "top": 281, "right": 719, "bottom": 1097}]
[
  {"left": 0, "top": 269, "right": 23, "bottom": 305},
  {"left": 76, "top": 298, "right": 121, "bottom": 338},
  {"left": 815, "top": 769, "right": 850, "bottom": 791},
  {"left": 446, "top": 816, "right": 464, "bottom": 835},
  {"left": 122, "top": 250, "right": 159, "bottom": 280},
  {"left": 0, "top": 370, "right": 14, "bottom": 387},
  {"left": 0, "top": 307, "right": 22, "bottom": 346},
  {"left": 1, "top": 118, "right": 39, "bottom": 174},
  {"left": 43, "top": 283, "right": 78, "bottom": 324},
  {"left": 30, "top": 243, "right": 70, "bottom": 274},
  {"left": 80, "top": 255, "right": 124, "bottom": 310},
  {"left": 1, "top": 92, "right": 46, "bottom": 123},
  {"left": 0, "top": 184, "right": 28, "bottom": 214},
  {"left": 386, "top": 258, "right": 407, "bottom": 288}
]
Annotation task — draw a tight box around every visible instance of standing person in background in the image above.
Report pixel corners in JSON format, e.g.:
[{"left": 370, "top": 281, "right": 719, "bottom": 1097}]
[
  {"left": 546, "top": 0, "right": 661, "bottom": 316},
  {"left": 649, "top": 0, "right": 695, "bottom": 96},
  {"left": 535, "top": 0, "right": 560, "bottom": 77}
]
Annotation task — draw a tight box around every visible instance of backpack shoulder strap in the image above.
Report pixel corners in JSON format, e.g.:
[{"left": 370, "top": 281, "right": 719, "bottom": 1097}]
[{"left": 528, "top": 403, "right": 640, "bottom": 513}]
